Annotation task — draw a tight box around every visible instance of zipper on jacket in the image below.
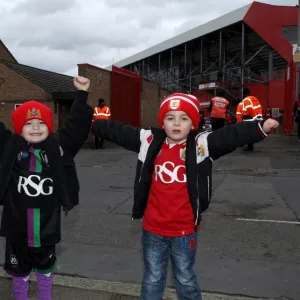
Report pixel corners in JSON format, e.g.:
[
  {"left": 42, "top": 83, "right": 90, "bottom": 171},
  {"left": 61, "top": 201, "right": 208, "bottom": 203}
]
[
  {"left": 132, "top": 134, "right": 153, "bottom": 220},
  {"left": 207, "top": 175, "right": 210, "bottom": 202},
  {"left": 195, "top": 169, "right": 200, "bottom": 226}
]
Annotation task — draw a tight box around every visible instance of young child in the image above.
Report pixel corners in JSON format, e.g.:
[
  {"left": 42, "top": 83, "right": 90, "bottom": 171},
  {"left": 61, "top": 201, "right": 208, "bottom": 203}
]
[
  {"left": 91, "top": 93, "right": 279, "bottom": 300},
  {"left": 0, "top": 76, "right": 93, "bottom": 300}
]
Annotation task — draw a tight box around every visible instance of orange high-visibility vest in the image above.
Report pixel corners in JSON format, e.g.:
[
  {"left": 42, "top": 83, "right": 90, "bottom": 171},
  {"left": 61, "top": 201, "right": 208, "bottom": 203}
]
[
  {"left": 93, "top": 106, "right": 111, "bottom": 120},
  {"left": 210, "top": 97, "right": 229, "bottom": 119},
  {"left": 242, "top": 96, "right": 262, "bottom": 119},
  {"left": 236, "top": 102, "right": 243, "bottom": 123}
]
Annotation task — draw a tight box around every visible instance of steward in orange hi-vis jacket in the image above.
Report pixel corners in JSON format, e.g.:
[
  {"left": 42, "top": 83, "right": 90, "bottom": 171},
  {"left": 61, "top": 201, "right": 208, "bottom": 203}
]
[
  {"left": 210, "top": 96, "right": 229, "bottom": 119},
  {"left": 241, "top": 89, "right": 262, "bottom": 121},
  {"left": 93, "top": 102, "right": 111, "bottom": 120},
  {"left": 209, "top": 94, "right": 234, "bottom": 131},
  {"left": 93, "top": 99, "right": 111, "bottom": 149},
  {"left": 241, "top": 88, "right": 262, "bottom": 151}
]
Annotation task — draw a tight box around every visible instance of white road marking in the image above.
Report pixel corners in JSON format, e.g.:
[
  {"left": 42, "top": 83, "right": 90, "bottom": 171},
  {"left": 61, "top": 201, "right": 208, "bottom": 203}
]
[{"left": 236, "top": 218, "right": 300, "bottom": 225}]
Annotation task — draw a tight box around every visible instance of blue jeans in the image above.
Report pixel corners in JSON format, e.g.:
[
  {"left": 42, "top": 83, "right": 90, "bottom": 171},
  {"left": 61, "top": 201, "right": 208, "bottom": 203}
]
[{"left": 140, "top": 229, "right": 202, "bottom": 300}]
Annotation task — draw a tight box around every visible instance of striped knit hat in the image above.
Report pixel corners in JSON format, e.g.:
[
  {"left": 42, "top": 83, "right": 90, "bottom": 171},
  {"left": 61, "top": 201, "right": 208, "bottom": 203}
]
[{"left": 158, "top": 93, "right": 200, "bottom": 129}]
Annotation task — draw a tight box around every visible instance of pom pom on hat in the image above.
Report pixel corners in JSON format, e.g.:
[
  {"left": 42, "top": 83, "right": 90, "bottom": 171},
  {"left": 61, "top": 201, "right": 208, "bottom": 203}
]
[
  {"left": 158, "top": 93, "right": 200, "bottom": 129},
  {"left": 11, "top": 101, "right": 54, "bottom": 135}
]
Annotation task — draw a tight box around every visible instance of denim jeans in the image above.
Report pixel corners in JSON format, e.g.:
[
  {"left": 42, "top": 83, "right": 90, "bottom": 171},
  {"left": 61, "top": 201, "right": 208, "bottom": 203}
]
[{"left": 140, "top": 229, "right": 202, "bottom": 300}]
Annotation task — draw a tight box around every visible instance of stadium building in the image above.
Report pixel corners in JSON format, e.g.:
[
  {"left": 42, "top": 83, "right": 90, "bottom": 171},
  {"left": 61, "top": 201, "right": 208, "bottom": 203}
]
[{"left": 109, "top": 1, "right": 299, "bottom": 132}]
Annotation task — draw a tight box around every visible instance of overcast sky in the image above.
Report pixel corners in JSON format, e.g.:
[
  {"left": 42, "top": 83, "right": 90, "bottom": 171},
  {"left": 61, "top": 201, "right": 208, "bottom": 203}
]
[{"left": 0, "top": 0, "right": 297, "bottom": 76}]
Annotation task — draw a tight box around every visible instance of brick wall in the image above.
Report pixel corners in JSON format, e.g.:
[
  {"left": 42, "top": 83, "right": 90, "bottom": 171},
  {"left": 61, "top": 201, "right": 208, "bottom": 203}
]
[
  {"left": 78, "top": 64, "right": 170, "bottom": 128},
  {"left": 0, "top": 60, "right": 171, "bottom": 148},
  {"left": 0, "top": 63, "right": 53, "bottom": 130},
  {"left": 78, "top": 64, "right": 170, "bottom": 147},
  {"left": 78, "top": 64, "right": 112, "bottom": 146},
  {"left": 141, "top": 79, "right": 170, "bottom": 128},
  {"left": 78, "top": 64, "right": 111, "bottom": 109}
]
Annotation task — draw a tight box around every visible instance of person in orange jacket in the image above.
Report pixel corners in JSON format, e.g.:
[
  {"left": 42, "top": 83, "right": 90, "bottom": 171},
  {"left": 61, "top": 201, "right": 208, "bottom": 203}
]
[
  {"left": 93, "top": 99, "right": 111, "bottom": 149},
  {"left": 241, "top": 88, "right": 263, "bottom": 151},
  {"left": 241, "top": 88, "right": 263, "bottom": 121},
  {"left": 236, "top": 101, "right": 243, "bottom": 123},
  {"left": 209, "top": 93, "right": 236, "bottom": 131}
]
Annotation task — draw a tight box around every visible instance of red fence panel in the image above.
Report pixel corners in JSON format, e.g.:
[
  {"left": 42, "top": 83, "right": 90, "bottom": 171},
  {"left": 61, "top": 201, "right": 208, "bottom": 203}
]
[
  {"left": 283, "top": 62, "right": 295, "bottom": 134},
  {"left": 111, "top": 66, "right": 141, "bottom": 127}
]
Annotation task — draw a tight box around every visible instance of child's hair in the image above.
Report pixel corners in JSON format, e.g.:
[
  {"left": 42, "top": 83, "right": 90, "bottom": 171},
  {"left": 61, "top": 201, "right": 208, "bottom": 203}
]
[
  {"left": 157, "top": 93, "right": 200, "bottom": 130},
  {"left": 98, "top": 99, "right": 105, "bottom": 107},
  {"left": 11, "top": 101, "right": 54, "bottom": 135}
]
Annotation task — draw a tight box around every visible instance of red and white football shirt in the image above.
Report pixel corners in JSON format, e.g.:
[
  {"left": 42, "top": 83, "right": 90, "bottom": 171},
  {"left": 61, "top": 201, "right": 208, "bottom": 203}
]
[{"left": 142, "top": 140, "right": 195, "bottom": 237}]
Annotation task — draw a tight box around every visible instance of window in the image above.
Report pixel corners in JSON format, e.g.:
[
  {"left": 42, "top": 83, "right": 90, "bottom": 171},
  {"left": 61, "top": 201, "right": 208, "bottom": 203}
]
[{"left": 14, "top": 104, "right": 22, "bottom": 109}]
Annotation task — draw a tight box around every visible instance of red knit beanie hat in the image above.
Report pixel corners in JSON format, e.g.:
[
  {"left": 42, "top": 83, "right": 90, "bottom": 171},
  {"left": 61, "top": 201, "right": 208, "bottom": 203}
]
[
  {"left": 11, "top": 101, "right": 54, "bottom": 135},
  {"left": 158, "top": 93, "right": 200, "bottom": 129}
]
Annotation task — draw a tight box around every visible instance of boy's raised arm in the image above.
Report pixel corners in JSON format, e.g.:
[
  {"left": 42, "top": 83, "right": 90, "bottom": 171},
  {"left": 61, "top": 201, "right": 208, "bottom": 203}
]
[
  {"left": 58, "top": 77, "right": 93, "bottom": 157},
  {"left": 91, "top": 119, "right": 142, "bottom": 153},
  {"left": 207, "top": 119, "right": 278, "bottom": 160}
]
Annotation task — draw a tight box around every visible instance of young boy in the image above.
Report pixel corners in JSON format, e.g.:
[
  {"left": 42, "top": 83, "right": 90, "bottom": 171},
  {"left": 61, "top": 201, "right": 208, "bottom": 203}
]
[
  {"left": 91, "top": 93, "right": 279, "bottom": 300},
  {"left": 0, "top": 76, "right": 93, "bottom": 300}
]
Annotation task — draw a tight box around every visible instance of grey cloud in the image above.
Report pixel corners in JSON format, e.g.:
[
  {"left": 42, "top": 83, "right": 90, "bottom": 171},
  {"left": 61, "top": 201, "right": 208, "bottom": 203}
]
[
  {"left": 106, "top": 0, "right": 197, "bottom": 8},
  {"left": 13, "top": 0, "right": 76, "bottom": 15},
  {"left": 16, "top": 22, "right": 147, "bottom": 51},
  {"left": 0, "top": 0, "right": 298, "bottom": 75}
]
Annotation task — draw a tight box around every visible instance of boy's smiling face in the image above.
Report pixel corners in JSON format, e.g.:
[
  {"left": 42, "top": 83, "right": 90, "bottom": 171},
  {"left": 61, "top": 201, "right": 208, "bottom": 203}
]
[
  {"left": 163, "top": 110, "right": 194, "bottom": 144},
  {"left": 22, "top": 119, "right": 49, "bottom": 143}
]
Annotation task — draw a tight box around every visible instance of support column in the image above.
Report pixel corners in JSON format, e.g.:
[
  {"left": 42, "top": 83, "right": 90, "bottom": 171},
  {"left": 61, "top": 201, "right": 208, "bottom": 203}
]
[
  {"left": 241, "top": 22, "right": 245, "bottom": 98},
  {"left": 158, "top": 54, "right": 161, "bottom": 84},
  {"left": 200, "top": 38, "right": 203, "bottom": 74},
  {"left": 184, "top": 44, "right": 187, "bottom": 75},
  {"left": 223, "top": 37, "right": 227, "bottom": 82},
  {"left": 147, "top": 58, "right": 150, "bottom": 78},
  {"left": 219, "top": 31, "right": 222, "bottom": 70},
  {"left": 268, "top": 47, "right": 273, "bottom": 81},
  {"left": 178, "top": 54, "right": 180, "bottom": 91},
  {"left": 295, "top": 0, "right": 300, "bottom": 101}
]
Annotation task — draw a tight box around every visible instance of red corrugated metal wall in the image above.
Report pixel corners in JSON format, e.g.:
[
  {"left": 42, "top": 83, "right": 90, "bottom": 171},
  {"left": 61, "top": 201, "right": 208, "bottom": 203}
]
[
  {"left": 246, "top": 83, "right": 267, "bottom": 109},
  {"left": 268, "top": 80, "right": 285, "bottom": 110},
  {"left": 246, "top": 81, "right": 285, "bottom": 111},
  {"left": 111, "top": 66, "right": 141, "bottom": 127},
  {"left": 284, "top": 63, "right": 295, "bottom": 133}
]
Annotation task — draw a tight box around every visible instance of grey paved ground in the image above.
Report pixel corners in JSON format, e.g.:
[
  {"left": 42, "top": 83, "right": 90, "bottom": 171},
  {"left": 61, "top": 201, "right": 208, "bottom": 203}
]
[{"left": 0, "top": 134, "right": 299, "bottom": 299}]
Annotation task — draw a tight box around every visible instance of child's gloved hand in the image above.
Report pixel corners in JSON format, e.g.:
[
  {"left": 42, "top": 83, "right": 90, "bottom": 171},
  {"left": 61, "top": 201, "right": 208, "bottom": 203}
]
[
  {"left": 262, "top": 118, "right": 279, "bottom": 133},
  {"left": 73, "top": 76, "right": 90, "bottom": 91}
]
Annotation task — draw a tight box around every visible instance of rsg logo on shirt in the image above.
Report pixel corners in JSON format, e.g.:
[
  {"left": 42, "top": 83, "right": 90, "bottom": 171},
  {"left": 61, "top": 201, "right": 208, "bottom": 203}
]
[
  {"left": 18, "top": 175, "right": 53, "bottom": 197},
  {"left": 154, "top": 162, "right": 186, "bottom": 183}
]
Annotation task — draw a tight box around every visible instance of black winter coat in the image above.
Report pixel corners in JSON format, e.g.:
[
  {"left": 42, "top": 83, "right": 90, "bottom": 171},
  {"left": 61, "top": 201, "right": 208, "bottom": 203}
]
[
  {"left": 92, "top": 119, "right": 267, "bottom": 230},
  {"left": 0, "top": 90, "right": 93, "bottom": 246}
]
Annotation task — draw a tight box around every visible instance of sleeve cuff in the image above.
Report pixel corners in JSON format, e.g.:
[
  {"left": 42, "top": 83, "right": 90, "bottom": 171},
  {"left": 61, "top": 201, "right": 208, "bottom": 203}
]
[{"left": 257, "top": 121, "right": 268, "bottom": 137}]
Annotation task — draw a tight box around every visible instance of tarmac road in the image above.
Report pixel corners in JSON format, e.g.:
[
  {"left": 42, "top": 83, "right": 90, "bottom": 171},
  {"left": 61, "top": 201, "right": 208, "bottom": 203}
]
[{"left": 0, "top": 135, "right": 299, "bottom": 300}]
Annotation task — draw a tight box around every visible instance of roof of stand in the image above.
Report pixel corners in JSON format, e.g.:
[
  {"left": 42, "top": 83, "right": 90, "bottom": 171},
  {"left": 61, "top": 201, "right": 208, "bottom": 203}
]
[
  {"left": 107, "top": 2, "right": 297, "bottom": 69},
  {"left": 107, "top": 4, "right": 251, "bottom": 69}
]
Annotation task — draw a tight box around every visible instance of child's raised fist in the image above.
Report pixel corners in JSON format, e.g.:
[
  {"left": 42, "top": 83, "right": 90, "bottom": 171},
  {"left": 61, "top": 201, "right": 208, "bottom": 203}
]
[
  {"left": 262, "top": 118, "right": 279, "bottom": 133},
  {"left": 73, "top": 76, "right": 90, "bottom": 91}
]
